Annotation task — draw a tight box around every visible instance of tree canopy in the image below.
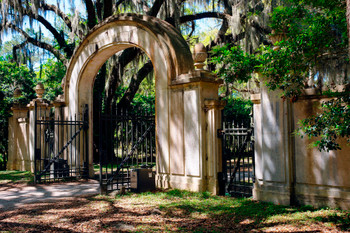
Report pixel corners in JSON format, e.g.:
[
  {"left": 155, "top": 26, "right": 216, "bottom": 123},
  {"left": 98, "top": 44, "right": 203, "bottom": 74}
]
[
  {"left": 0, "top": 0, "right": 349, "bottom": 158},
  {"left": 210, "top": 0, "right": 349, "bottom": 151}
]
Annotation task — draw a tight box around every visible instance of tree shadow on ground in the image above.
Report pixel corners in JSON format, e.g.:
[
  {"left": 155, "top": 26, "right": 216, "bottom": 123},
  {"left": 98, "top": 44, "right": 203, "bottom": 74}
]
[
  {"left": 158, "top": 190, "right": 350, "bottom": 232},
  {"left": 0, "top": 191, "right": 349, "bottom": 232}
]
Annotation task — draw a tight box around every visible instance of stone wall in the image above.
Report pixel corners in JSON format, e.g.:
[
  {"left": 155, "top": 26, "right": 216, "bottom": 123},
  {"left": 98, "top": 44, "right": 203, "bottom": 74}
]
[
  {"left": 7, "top": 106, "right": 31, "bottom": 171},
  {"left": 253, "top": 86, "right": 350, "bottom": 209}
]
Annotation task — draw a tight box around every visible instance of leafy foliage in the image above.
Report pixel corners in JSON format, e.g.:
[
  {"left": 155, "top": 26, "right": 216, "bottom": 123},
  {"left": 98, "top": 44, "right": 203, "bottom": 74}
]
[
  {"left": 0, "top": 61, "right": 36, "bottom": 170},
  {"left": 112, "top": 86, "right": 155, "bottom": 115},
  {"left": 223, "top": 97, "right": 253, "bottom": 124},
  {"left": 260, "top": 0, "right": 347, "bottom": 98},
  {"left": 36, "top": 59, "right": 65, "bottom": 101},
  {"left": 210, "top": 0, "right": 349, "bottom": 151},
  {"left": 210, "top": 44, "right": 259, "bottom": 83},
  {"left": 130, "top": 93, "right": 155, "bottom": 115},
  {"left": 298, "top": 93, "right": 350, "bottom": 151}
]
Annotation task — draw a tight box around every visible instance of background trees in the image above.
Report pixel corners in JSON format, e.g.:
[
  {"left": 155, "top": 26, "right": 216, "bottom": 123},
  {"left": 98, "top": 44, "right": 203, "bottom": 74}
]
[
  {"left": 0, "top": 61, "right": 36, "bottom": 169},
  {"left": 210, "top": 0, "right": 349, "bottom": 151},
  {"left": 0, "top": 0, "right": 348, "bottom": 168}
]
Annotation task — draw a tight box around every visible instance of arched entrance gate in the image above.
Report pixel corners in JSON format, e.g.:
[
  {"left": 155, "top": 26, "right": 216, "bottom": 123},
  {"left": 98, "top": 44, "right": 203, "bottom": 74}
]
[{"left": 54, "top": 14, "right": 225, "bottom": 194}]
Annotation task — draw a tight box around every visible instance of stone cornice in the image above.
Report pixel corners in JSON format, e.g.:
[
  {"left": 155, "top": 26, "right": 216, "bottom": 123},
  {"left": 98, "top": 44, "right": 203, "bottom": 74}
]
[
  {"left": 27, "top": 98, "right": 51, "bottom": 109},
  {"left": 172, "top": 70, "right": 223, "bottom": 86},
  {"left": 204, "top": 99, "right": 226, "bottom": 111},
  {"left": 251, "top": 93, "right": 261, "bottom": 104}
]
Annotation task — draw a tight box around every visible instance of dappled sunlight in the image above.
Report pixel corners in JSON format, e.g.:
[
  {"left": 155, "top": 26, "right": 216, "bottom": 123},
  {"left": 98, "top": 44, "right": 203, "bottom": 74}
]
[
  {"left": 0, "top": 190, "right": 349, "bottom": 232},
  {"left": 261, "top": 88, "right": 283, "bottom": 181}
]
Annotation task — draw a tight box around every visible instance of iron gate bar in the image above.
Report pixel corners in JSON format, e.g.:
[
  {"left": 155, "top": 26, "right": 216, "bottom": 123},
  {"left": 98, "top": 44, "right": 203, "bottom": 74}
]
[
  {"left": 36, "top": 123, "right": 86, "bottom": 178},
  {"left": 104, "top": 123, "right": 154, "bottom": 186},
  {"left": 34, "top": 103, "right": 89, "bottom": 183},
  {"left": 226, "top": 128, "right": 253, "bottom": 189},
  {"left": 220, "top": 112, "right": 255, "bottom": 197},
  {"left": 99, "top": 106, "right": 155, "bottom": 193}
]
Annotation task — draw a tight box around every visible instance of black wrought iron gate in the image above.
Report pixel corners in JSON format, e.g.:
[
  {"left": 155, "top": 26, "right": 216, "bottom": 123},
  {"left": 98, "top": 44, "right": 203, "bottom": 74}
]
[
  {"left": 99, "top": 109, "right": 155, "bottom": 193},
  {"left": 220, "top": 114, "right": 255, "bottom": 197},
  {"left": 34, "top": 103, "right": 89, "bottom": 183}
]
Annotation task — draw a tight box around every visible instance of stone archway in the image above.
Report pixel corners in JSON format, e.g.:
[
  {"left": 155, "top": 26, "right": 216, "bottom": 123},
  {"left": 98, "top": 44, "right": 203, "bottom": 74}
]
[{"left": 63, "top": 14, "right": 224, "bottom": 194}]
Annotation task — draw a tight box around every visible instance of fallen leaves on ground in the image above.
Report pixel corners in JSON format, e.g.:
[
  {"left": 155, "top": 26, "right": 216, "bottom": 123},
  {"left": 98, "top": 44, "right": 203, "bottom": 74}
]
[{"left": 0, "top": 185, "right": 349, "bottom": 232}]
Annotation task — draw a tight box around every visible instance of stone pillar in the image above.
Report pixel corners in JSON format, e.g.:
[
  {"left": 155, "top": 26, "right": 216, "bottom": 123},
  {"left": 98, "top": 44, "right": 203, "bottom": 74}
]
[
  {"left": 204, "top": 99, "right": 226, "bottom": 195},
  {"left": 7, "top": 88, "right": 30, "bottom": 171},
  {"left": 27, "top": 83, "right": 51, "bottom": 175},
  {"left": 252, "top": 84, "right": 295, "bottom": 206},
  {"left": 156, "top": 43, "right": 224, "bottom": 193},
  {"left": 53, "top": 96, "right": 65, "bottom": 162}
]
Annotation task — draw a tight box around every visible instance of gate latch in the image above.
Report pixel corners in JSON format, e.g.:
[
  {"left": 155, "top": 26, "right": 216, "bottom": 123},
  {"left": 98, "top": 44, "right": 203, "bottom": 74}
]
[{"left": 217, "top": 129, "right": 224, "bottom": 138}]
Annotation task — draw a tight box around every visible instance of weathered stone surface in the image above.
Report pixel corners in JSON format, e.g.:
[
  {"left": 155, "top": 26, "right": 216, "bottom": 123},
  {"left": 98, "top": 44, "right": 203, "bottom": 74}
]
[
  {"left": 8, "top": 14, "right": 224, "bottom": 194},
  {"left": 253, "top": 85, "right": 350, "bottom": 209},
  {"left": 60, "top": 14, "right": 223, "bottom": 193}
]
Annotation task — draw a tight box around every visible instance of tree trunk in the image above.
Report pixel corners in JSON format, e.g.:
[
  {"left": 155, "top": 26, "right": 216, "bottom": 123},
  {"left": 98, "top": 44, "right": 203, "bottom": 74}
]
[
  {"left": 347, "top": 0, "right": 350, "bottom": 54},
  {"left": 117, "top": 60, "right": 153, "bottom": 110}
]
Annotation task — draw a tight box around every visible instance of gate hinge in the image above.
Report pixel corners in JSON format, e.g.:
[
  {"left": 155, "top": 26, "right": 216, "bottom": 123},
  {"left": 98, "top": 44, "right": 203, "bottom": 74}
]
[{"left": 217, "top": 129, "right": 224, "bottom": 138}]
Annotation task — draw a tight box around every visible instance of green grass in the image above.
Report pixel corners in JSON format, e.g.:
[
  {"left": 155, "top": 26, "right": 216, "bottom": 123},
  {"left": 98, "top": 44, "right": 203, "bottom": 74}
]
[
  {"left": 0, "top": 170, "right": 34, "bottom": 184},
  {"left": 112, "top": 189, "right": 350, "bottom": 232}
]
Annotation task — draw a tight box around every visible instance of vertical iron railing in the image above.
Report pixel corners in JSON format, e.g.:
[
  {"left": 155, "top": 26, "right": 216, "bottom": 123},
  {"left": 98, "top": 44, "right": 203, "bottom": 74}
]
[
  {"left": 220, "top": 113, "right": 255, "bottom": 197},
  {"left": 99, "top": 107, "right": 155, "bottom": 192},
  {"left": 34, "top": 103, "right": 89, "bottom": 183}
]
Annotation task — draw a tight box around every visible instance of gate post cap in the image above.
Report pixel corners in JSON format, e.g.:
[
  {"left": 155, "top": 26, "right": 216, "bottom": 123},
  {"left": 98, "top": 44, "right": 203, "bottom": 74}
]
[
  {"left": 13, "top": 88, "right": 22, "bottom": 98},
  {"left": 193, "top": 43, "right": 207, "bottom": 70},
  {"left": 35, "top": 83, "right": 45, "bottom": 99}
]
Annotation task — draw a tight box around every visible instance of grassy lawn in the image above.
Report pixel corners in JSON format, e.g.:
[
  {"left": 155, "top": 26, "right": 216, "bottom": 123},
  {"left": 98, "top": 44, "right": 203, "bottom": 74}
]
[
  {"left": 0, "top": 188, "right": 349, "bottom": 232},
  {"left": 0, "top": 170, "right": 33, "bottom": 184},
  {"left": 0, "top": 172, "right": 349, "bottom": 232}
]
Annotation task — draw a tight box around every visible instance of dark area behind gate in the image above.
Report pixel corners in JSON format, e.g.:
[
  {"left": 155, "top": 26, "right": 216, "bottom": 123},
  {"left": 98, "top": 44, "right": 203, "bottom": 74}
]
[
  {"left": 220, "top": 112, "right": 255, "bottom": 197},
  {"left": 34, "top": 103, "right": 89, "bottom": 183},
  {"left": 99, "top": 108, "right": 155, "bottom": 193}
]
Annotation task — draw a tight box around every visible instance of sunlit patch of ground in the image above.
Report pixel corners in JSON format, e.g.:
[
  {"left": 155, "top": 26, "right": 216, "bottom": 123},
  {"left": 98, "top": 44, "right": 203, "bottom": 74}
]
[{"left": 0, "top": 190, "right": 349, "bottom": 232}]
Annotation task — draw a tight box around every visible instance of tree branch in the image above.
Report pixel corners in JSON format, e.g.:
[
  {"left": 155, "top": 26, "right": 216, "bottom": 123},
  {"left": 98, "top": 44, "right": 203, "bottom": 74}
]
[
  {"left": 117, "top": 60, "right": 153, "bottom": 109},
  {"left": 103, "top": 0, "right": 113, "bottom": 19},
  {"left": 5, "top": 23, "right": 67, "bottom": 63},
  {"left": 40, "top": 1, "right": 72, "bottom": 31},
  {"left": 12, "top": 41, "right": 28, "bottom": 62},
  {"left": 105, "top": 48, "right": 141, "bottom": 112},
  {"left": 84, "top": 0, "right": 98, "bottom": 29},
  {"left": 21, "top": 8, "right": 72, "bottom": 56},
  {"left": 179, "top": 12, "right": 228, "bottom": 24},
  {"left": 147, "top": 0, "right": 165, "bottom": 17}
]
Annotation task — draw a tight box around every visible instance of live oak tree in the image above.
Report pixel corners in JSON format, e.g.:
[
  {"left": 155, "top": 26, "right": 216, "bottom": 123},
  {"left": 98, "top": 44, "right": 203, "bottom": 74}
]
[
  {"left": 0, "top": 0, "right": 247, "bottom": 163},
  {"left": 0, "top": 0, "right": 238, "bottom": 109},
  {"left": 211, "top": 0, "right": 349, "bottom": 151}
]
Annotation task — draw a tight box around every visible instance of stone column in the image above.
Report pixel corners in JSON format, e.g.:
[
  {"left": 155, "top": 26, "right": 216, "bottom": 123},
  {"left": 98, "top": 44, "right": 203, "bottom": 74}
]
[
  {"left": 252, "top": 83, "right": 295, "bottom": 206},
  {"left": 53, "top": 96, "right": 65, "bottom": 162},
  {"left": 7, "top": 88, "right": 30, "bottom": 171},
  {"left": 156, "top": 43, "right": 224, "bottom": 193},
  {"left": 27, "top": 83, "right": 51, "bottom": 176},
  {"left": 204, "top": 99, "right": 226, "bottom": 195}
]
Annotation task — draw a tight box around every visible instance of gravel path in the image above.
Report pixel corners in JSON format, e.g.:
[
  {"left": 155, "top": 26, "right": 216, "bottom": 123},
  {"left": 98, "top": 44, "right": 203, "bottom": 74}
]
[{"left": 0, "top": 180, "right": 100, "bottom": 211}]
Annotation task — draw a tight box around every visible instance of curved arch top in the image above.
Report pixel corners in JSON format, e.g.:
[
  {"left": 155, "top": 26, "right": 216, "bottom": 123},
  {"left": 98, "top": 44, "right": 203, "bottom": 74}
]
[
  {"left": 63, "top": 13, "right": 195, "bottom": 105},
  {"left": 57, "top": 13, "right": 223, "bottom": 194}
]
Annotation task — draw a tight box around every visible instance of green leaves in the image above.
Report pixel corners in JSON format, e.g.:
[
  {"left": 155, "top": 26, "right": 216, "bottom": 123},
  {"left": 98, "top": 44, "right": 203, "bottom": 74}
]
[
  {"left": 0, "top": 61, "right": 36, "bottom": 169},
  {"left": 210, "top": 44, "right": 260, "bottom": 83},
  {"left": 210, "top": 0, "right": 349, "bottom": 151},
  {"left": 260, "top": 0, "right": 348, "bottom": 99},
  {"left": 298, "top": 93, "right": 350, "bottom": 151},
  {"left": 36, "top": 59, "right": 65, "bottom": 101}
]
